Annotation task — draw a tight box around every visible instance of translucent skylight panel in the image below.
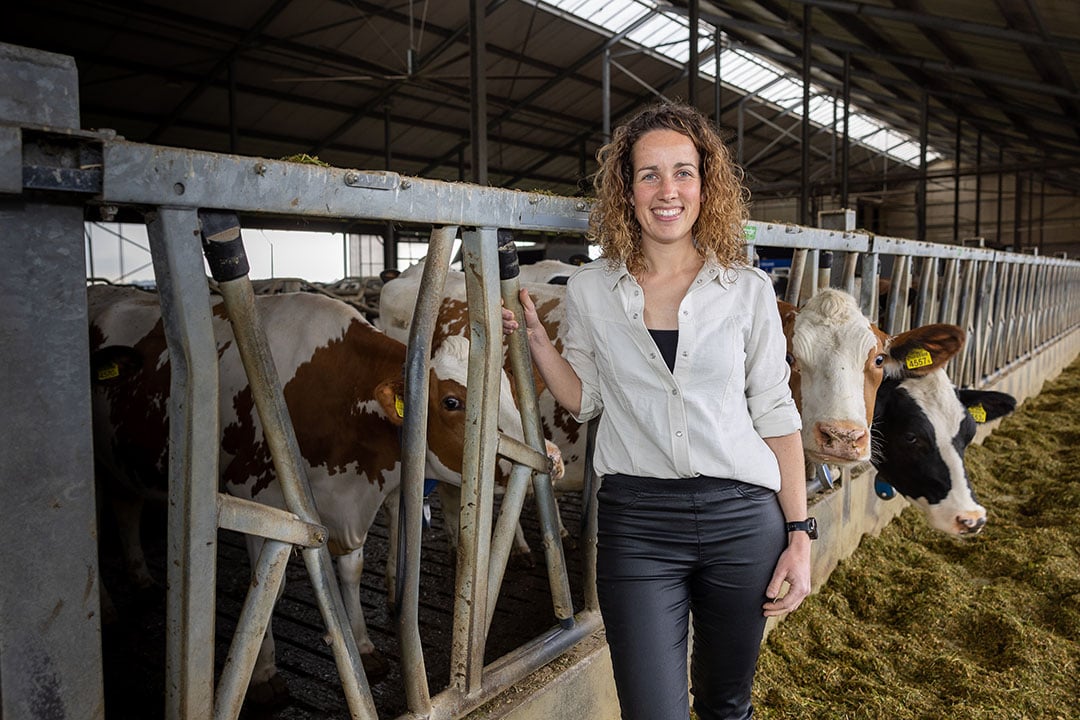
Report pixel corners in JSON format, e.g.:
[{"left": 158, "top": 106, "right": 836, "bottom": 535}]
[
  {"left": 808, "top": 97, "right": 837, "bottom": 127},
  {"left": 626, "top": 16, "right": 682, "bottom": 51},
  {"left": 536, "top": 0, "right": 938, "bottom": 166},
  {"left": 591, "top": 3, "right": 645, "bottom": 32}
]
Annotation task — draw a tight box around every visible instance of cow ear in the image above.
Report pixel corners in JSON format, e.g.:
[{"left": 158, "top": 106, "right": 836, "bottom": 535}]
[
  {"left": 884, "top": 324, "right": 965, "bottom": 377},
  {"left": 91, "top": 346, "right": 143, "bottom": 385},
  {"left": 957, "top": 389, "right": 1017, "bottom": 423},
  {"left": 375, "top": 379, "right": 406, "bottom": 427}
]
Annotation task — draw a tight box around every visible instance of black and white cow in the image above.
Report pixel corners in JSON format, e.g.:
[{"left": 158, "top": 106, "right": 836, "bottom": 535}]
[{"left": 873, "top": 365, "right": 1016, "bottom": 536}]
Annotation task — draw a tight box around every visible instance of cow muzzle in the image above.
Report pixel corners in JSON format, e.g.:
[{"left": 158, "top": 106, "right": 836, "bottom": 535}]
[
  {"left": 955, "top": 511, "right": 987, "bottom": 536},
  {"left": 808, "top": 421, "right": 870, "bottom": 464}
]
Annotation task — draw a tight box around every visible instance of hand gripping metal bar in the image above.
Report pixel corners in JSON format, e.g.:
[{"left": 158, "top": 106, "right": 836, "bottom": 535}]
[{"left": 496, "top": 230, "right": 575, "bottom": 631}]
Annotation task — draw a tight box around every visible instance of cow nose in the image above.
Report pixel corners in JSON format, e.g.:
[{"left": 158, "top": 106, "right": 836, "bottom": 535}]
[
  {"left": 958, "top": 514, "right": 987, "bottom": 534},
  {"left": 814, "top": 422, "right": 868, "bottom": 460}
]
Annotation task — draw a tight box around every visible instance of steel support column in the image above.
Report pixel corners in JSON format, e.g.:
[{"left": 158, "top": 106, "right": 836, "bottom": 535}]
[
  {"left": 469, "top": 0, "right": 488, "bottom": 185},
  {"left": 0, "top": 44, "right": 104, "bottom": 720}
]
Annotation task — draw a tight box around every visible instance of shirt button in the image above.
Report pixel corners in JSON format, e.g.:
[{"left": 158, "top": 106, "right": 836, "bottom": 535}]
[
  {"left": 675, "top": 431, "right": 684, "bottom": 437},
  {"left": 632, "top": 313, "right": 638, "bottom": 319},
  {"left": 650, "top": 353, "right": 657, "bottom": 359},
  {"left": 682, "top": 351, "right": 688, "bottom": 356},
  {"left": 672, "top": 389, "right": 679, "bottom": 396},
  {"left": 682, "top": 310, "right": 689, "bottom": 316}
]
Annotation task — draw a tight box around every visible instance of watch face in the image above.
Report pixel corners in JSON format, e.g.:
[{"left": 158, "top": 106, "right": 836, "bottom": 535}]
[{"left": 807, "top": 517, "right": 818, "bottom": 539}]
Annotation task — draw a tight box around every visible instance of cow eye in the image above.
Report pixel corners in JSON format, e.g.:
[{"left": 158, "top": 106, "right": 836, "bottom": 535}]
[
  {"left": 785, "top": 352, "right": 796, "bottom": 367},
  {"left": 904, "top": 432, "right": 918, "bottom": 444},
  {"left": 442, "top": 396, "right": 464, "bottom": 411},
  {"left": 874, "top": 353, "right": 886, "bottom": 368}
]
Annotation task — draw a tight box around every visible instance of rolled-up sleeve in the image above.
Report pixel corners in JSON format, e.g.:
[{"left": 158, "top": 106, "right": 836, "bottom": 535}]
[
  {"left": 744, "top": 276, "right": 802, "bottom": 438},
  {"left": 563, "top": 279, "right": 604, "bottom": 423}
]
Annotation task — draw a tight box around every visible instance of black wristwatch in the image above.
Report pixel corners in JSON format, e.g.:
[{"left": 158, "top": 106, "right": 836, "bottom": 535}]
[{"left": 785, "top": 517, "right": 818, "bottom": 539}]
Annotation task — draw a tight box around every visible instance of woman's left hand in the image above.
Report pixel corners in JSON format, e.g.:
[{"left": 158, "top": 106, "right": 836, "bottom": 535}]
[{"left": 761, "top": 534, "right": 812, "bottom": 617}]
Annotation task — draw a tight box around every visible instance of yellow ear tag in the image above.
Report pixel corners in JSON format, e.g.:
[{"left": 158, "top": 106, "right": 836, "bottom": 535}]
[
  {"left": 905, "top": 348, "right": 933, "bottom": 370},
  {"left": 968, "top": 404, "right": 987, "bottom": 423},
  {"left": 97, "top": 362, "right": 120, "bottom": 382},
  {"left": 394, "top": 395, "right": 405, "bottom": 418}
]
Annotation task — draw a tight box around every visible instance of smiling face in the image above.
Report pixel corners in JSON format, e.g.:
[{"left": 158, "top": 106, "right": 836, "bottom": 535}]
[{"left": 630, "top": 128, "right": 702, "bottom": 249}]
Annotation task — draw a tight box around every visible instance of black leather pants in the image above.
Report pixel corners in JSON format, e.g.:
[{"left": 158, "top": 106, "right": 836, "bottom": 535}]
[{"left": 596, "top": 474, "right": 786, "bottom": 720}]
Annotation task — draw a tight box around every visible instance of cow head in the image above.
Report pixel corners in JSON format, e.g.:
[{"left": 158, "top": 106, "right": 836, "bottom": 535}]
[
  {"left": 871, "top": 322, "right": 1013, "bottom": 535},
  {"left": 380, "top": 269, "right": 565, "bottom": 484},
  {"left": 787, "top": 289, "right": 889, "bottom": 465},
  {"left": 409, "top": 334, "right": 563, "bottom": 484}
]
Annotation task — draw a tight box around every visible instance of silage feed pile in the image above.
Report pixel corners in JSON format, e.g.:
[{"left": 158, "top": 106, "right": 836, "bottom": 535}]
[{"left": 753, "top": 356, "right": 1080, "bottom": 720}]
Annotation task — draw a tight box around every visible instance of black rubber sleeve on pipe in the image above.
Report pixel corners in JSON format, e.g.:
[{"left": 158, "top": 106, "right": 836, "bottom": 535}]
[
  {"left": 199, "top": 209, "right": 250, "bottom": 282},
  {"left": 498, "top": 228, "right": 520, "bottom": 281}
]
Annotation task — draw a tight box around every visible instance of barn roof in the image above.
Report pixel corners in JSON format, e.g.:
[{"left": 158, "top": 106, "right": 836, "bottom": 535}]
[{"left": 6, "top": 0, "right": 1079, "bottom": 210}]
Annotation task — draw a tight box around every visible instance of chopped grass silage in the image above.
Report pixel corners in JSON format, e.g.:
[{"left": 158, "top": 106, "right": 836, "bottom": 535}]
[{"left": 753, "top": 355, "right": 1080, "bottom": 720}]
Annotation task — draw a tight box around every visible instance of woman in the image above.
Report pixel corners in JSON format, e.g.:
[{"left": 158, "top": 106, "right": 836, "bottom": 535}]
[{"left": 503, "top": 102, "right": 812, "bottom": 720}]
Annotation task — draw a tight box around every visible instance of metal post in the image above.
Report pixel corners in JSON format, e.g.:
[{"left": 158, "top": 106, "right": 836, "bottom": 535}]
[
  {"left": 469, "top": 0, "right": 488, "bottom": 185},
  {"left": 714, "top": 27, "right": 722, "bottom": 123},
  {"left": 146, "top": 207, "right": 220, "bottom": 720},
  {"left": 841, "top": 52, "right": 851, "bottom": 208},
  {"left": 917, "top": 92, "right": 928, "bottom": 242},
  {"left": 602, "top": 48, "right": 611, "bottom": 144},
  {"left": 800, "top": 4, "right": 812, "bottom": 226},
  {"left": 384, "top": 105, "right": 396, "bottom": 270},
  {"left": 0, "top": 43, "right": 105, "bottom": 720},
  {"left": 974, "top": 130, "right": 983, "bottom": 237},
  {"left": 398, "top": 226, "right": 457, "bottom": 716},
  {"left": 497, "top": 234, "right": 574, "bottom": 631},
  {"left": 953, "top": 118, "right": 961, "bottom": 243},
  {"left": 688, "top": 0, "right": 699, "bottom": 106},
  {"left": 202, "top": 213, "right": 377, "bottom": 720},
  {"left": 452, "top": 227, "right": 503, "bottom": 693}
]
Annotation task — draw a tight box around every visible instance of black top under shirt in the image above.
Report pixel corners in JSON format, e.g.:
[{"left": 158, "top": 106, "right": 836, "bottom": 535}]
[{"left": 647, "top": 328, "right": 678, "bottom": 373}]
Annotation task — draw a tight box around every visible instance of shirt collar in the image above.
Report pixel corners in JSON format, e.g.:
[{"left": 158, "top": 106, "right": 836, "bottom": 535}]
[
  {"left": 605, "top": 262, "right": 631, "bottom": 291},
  {"left": 605, "top": 258, "right": 728, "bottom": 291}
]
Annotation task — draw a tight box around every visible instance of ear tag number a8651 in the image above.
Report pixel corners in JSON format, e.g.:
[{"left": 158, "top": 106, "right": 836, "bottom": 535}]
[{"left": 968, "top": 404, "right": 987, "bottom": 423}]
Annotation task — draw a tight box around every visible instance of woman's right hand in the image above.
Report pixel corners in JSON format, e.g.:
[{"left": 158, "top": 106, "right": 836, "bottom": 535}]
[{"left": 502, "top": 288, "right": 540, "bottom": 337}]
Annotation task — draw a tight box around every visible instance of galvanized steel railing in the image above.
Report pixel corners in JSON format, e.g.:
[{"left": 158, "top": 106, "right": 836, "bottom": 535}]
[{"left": 747, "top": 220, "right": 1080, "bottom": 390}]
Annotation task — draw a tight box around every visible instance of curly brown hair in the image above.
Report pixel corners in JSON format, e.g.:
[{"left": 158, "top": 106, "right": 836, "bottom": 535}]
[{"left": 588, "top": 102, "right": 750, "bottom": 276}]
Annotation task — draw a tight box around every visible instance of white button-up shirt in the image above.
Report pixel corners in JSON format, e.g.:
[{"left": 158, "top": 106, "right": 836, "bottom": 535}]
[{"left": 564, "top": 259, "right": 801, "bottom": 490}]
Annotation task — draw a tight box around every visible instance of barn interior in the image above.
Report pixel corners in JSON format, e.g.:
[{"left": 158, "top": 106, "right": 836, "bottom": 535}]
[
  {"left": 5, "top": 0, "right": 1080, "bottom": 262},
  {"left": 4, "top": 3, "right": 1080, "bottom": 720}
]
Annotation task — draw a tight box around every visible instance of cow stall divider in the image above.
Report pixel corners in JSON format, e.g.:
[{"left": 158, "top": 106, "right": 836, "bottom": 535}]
[{"left": 5, "top": 41, "right": 1080, "bottom": 720}]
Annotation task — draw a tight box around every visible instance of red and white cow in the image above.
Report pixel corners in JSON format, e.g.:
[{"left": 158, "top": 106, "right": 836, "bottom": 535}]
[
  {"left": 780, "top": 289, "right": 884, "bottom": 465},
  {"left": 88, "top": 284, "right": 533, "bottom": 704},
  {"left": 378, "top": 261, "right": 581, "bottom": 563}
]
